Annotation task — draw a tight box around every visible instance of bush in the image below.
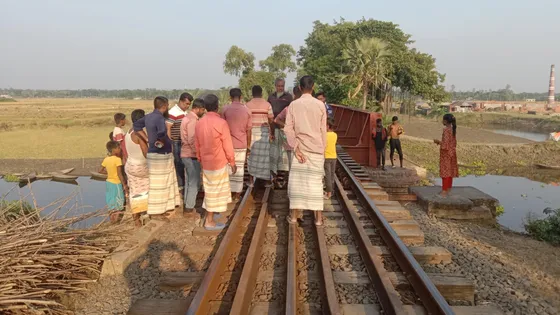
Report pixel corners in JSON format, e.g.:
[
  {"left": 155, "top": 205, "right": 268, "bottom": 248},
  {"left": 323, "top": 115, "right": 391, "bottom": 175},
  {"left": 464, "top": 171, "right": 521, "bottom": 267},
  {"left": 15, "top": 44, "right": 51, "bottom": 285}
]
[
  {"left": 0, "top": 200, "right": 37, "bottom": 223},
  {"left": 0, "top": 98, "right": 17, "bottom": 102},
  {"left": 524, "top": 207, "right": 560, "bottom": 245}
]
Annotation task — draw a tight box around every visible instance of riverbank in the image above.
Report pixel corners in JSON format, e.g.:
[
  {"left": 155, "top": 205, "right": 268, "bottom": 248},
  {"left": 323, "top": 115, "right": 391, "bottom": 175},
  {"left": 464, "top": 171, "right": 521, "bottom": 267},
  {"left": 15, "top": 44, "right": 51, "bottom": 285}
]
[
  {"left": 0, "top": 158, "right": 102, "bottom": 176},
  {"left": 453, "top": 112, "right": 560, "bottom": 134}
]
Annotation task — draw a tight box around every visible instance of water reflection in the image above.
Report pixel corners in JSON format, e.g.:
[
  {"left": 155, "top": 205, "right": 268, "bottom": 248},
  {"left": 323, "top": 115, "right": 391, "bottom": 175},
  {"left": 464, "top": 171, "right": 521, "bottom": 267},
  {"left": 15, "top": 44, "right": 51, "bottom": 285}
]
[
  {"left": 435, "top": 175, "right": 560, "bottom": 232},
  {"left": 1, "top": 177, "right": 107, "bottom": 228}
]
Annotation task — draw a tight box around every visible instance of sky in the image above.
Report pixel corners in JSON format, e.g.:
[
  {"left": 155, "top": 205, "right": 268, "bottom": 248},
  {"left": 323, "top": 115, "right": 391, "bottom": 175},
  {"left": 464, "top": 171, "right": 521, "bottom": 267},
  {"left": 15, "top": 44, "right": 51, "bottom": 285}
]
[{"left": 1, "top": 0, "right": 559, "bottom": 92}]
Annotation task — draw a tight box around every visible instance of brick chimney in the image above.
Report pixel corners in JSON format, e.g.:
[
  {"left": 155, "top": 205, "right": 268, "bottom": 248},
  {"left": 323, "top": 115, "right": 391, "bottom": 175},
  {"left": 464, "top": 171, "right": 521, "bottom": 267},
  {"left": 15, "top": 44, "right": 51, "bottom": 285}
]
[{"left": 548, "top": 64, "right": 555, "bottom": 109}]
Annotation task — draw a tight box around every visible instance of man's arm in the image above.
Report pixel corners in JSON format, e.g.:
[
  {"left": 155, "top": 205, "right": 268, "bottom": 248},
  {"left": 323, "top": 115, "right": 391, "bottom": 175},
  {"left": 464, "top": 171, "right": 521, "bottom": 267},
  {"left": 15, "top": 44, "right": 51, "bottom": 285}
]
[
  {"left": 155, "top": 115, "right": 167, "bottom": 140},
  {"left": 246, "top": 112, "right": 252, "bottom": 150},
  {"left": 320, "top": 108, "right": 327, "bottom": 150},
  {"left": 187, "top": 119, "right": 197, "bottom": 152},
  {"left": 221, "top": 122, "right": 236, "bottom": 167},
  {"left": 194, "top": 125, "right": 202, "bottom": 161},
  {"left": 284, "top": 105, "right": 297, "bottom": 151}
]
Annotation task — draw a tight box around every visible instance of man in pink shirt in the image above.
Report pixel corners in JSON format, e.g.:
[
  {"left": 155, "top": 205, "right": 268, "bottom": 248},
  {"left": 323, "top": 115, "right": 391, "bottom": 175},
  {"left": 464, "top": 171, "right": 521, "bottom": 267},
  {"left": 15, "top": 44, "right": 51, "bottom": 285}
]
[
  {"left": 195, "top": 94, "right": 237, "bottom": 230},
  {"left": 221, "top": 88, "right": 252, "bottom": 201},
  {"left": 284, "top": 75, "right": 327, "bottom": 226},
  {"left": 180, "top": 98, "right": 206, "bottom": 215},
  {"left": 246, "top": 85, "right": 274, "bottom": 188}
]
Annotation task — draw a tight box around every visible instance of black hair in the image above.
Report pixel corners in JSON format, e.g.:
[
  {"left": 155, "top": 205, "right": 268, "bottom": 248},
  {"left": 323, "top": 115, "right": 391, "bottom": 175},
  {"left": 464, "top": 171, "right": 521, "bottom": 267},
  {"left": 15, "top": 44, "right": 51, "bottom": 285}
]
[
  {"left": 109, "top": 132, "right": 114, "bottom": 141},
  {"left": 392, "top": 116, "right": 399, "bottom": 122},
  {"left": 203, "top": 94, "right": 219, "bottom": 112},
  {"left": 293, "top": 86, "right": 302, "bottom": 98},
  {"left": 114, "top": 113, "right": 126, "bottom": 124},
  {"left": 154, "top": 96, "right": 169, "bottom": 109},
  {"left": 179, "top": 92, "right": 193, "bottom": 102},
  {"left": 316, "top": 91, "right": 325, "bottom": 98},
  {"left": 252, "top": 85, "right": 263, "bottom": 97},
  {"left": 131, "top": 109, "right": 145, "bottom": 123},
  {"left": 443, "top": 113, "right": 457, "bottom": 136},
  {"left": 106, "top": 140, "right": 119, "bottom": 152},
  {"left": 192, "top": 98, "right": 205, "bottom": 109},
  {"left": 299, "top": 75, "right": 314, "bottom": 91},
  {"left": 229, "top": 88, "right": 242, "bottom": 100},
  {"left": 327, "top": 118, "right": 335, "bottom": 129},
  {"left": 376, "top": 118, "right": 382, "bottom": 123}
]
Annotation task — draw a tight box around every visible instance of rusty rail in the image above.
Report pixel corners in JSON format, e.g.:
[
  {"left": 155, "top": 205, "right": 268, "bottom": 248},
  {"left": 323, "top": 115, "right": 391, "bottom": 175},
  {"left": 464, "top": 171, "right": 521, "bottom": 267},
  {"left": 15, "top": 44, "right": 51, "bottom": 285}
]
[
  {"left": 314, "top": 224, "right": 342, "bottom": 315},
  {"left": 230, "top": 188, "right": 271, "bottom": 315},
  {"left": 336, "top": 154, "right": 455, "bottom": 315},
  {"left": 286, "top": 220, "right": 298, "bottom": 314},
  {"left": 186, "top": 186, "right": 255, "bottom": 315}
]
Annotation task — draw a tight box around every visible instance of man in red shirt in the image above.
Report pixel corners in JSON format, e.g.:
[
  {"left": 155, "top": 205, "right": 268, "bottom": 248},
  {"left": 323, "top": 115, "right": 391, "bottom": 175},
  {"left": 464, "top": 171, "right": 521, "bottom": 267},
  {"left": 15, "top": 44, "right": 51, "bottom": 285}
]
[
  {"left": 222, "top": 88, "right": 252, "bottom": 201},
  {"left": 195, "top": 94, "right": 237, "bottom": 230}
]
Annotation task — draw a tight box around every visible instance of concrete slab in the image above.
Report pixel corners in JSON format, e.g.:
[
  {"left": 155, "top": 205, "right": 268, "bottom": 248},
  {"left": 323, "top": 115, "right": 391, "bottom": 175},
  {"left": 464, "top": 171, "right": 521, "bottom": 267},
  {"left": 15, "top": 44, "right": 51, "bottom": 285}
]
[
  {"left": 410, "top": 186, "right": 498, "bottom": 220},
  {"left": 101, "top": 220, "right": 166, "bottom": 276}
]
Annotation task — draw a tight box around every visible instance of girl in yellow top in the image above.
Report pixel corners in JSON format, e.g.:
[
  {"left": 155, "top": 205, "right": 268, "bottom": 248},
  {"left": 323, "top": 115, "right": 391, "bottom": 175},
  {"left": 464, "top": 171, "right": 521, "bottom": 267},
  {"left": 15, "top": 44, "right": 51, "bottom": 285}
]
[
  {"left": 99, "top": 141, "right": 128, "bottom": 222},
  {"left": 324, "top": 118, "right": 338, "bottom": 199}
]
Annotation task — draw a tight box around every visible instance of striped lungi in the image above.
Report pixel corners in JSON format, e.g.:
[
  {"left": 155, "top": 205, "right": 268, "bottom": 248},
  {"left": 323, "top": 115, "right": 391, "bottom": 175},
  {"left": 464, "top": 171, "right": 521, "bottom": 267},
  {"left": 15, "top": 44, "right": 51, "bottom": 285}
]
[
  {"left": 248, "top": 126, "right": 271, "bottom": 180},
  {"left": 229, "top": 149, "right": 246, "bottom": 193},
  {"left": 270, "top": 129, "right": 290, "bottom": 174},
  {"left": 288, "top": 152, "right": 325, "bottom": 211},
  {"left": 146, "top": 153, "right": 181, "bottom": 215},
  {"left": 202, "top": 166, "right": 232, "bottom": 213}
]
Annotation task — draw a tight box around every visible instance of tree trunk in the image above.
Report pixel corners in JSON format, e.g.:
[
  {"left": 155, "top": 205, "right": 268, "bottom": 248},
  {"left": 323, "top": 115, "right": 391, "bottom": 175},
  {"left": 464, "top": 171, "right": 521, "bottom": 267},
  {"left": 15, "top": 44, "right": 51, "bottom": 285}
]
[{"left": 362, "top": 83, "right": 368, "bottom": 110}]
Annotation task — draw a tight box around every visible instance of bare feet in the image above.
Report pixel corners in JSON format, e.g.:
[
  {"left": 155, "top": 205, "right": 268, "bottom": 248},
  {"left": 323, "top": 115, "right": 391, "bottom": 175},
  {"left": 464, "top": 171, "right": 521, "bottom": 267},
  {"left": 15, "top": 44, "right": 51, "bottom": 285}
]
[
  {"left": 439, "top": 190, "right": 449, "bottom": 198},
  {"left": 315, "top": 211, "right": 323, "bottom": 226},
  {"left": 286, "top": 209, "right": 298, "bottom": 224}
]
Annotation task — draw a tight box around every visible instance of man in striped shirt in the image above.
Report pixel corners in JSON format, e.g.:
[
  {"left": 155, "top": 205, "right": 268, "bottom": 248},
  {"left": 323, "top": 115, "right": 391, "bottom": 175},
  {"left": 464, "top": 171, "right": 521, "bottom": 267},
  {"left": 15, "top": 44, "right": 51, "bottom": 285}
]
[{"left": 166, "top": 92, "right": 193, "bottom": 191}]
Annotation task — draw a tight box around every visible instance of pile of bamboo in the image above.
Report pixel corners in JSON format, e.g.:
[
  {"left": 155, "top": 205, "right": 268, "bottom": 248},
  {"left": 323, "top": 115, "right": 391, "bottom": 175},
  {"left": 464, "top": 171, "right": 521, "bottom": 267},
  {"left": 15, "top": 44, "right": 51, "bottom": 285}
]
[{"left": 0, "top": 198, "right": 129, "bottom": 314}]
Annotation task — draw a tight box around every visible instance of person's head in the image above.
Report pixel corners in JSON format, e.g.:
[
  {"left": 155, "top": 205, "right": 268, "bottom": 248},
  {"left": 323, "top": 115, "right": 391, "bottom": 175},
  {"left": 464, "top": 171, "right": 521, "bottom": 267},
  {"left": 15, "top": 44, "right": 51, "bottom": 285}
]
[
  {"left": 114, "top": 113, "right": 126, "bottom": 127},
  {"left": 131, "top": 109, "right": 145, "bottom": 123},
  {"left": 191, "top": 98, "right": 206, "bottom": 118},
  {"left": 376, "top": 118, "right": 383, "bottom": 128},
  {"left": 178, "top": 92, "right": 193, "bottom": 111},
  {"left": 229, "top": 88, "right": 242, "bottom": 102},
  {"left": 299, "top": 75, "right": 315, "bottom": 94},
  {"left": 252, "top": 85, "right": 263, "bottom": 98},
  {"left": 442, "top": 113, "right": 457, "bottom": 136},
  {"left": 316, "top": 91, "right": 326, "bottom": 104},
  {"left": 392, "top": 116, "right": 399, "bottom": 125},
  {"left": 203, "top": 94, "right": 219, "bottom": 113},
  {"left": 327, "top": 118, "right": 335, "bottom": 131},
  {"left": 153, "top": 96, "right": 169, "bottom": 114},
  {"left": 274, "top": 78, "right": 285, "bottom": 94},
  {"left": 292, "top": 86, "right": 302, "bottom": 100},
  {"left": 106, "top": 140, "right": 121, "bottom": 157}
]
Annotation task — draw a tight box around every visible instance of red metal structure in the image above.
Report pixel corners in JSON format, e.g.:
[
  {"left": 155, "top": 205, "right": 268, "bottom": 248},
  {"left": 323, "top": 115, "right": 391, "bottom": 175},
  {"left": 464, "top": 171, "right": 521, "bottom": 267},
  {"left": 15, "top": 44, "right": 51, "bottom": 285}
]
[{"left": 331, "top": 104, "right": 382, "bottom": 167}]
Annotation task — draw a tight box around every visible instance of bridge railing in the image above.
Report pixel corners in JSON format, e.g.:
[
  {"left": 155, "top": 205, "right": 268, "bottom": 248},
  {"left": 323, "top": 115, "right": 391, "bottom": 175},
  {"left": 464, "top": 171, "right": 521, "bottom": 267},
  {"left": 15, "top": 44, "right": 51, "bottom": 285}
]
[{"left": 331, "top": 104, "right": 382, "bottom": 167}]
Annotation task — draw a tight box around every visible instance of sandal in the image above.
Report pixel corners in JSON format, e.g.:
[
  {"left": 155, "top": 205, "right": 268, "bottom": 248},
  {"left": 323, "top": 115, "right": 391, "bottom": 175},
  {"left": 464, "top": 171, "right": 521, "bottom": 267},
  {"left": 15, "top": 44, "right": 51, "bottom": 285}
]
[
  {"left": 286, "top": 215, "right": 297, "bottom": 224},
  {"left": 204, "top": 223, "right": 226, "bottom": 231}
]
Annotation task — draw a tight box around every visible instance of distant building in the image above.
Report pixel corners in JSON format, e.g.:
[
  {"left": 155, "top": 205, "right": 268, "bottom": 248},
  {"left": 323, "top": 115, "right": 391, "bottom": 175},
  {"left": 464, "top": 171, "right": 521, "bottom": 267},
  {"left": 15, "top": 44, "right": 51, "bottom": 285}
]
[
  {"left": 450, "top": 101, "right": 475, "bottom": 113},
  {"left": 525, "top": 99, "right": 536, "bottom": 102},
  {"left": 0, "top": 94, "right": 11, "bottom": 98}
]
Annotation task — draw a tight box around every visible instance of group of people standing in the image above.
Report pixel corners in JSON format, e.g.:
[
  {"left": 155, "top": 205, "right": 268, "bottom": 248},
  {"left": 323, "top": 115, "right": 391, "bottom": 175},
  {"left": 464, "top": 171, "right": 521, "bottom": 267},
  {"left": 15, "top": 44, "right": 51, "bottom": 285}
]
[{"left": 100, "top": 75, "right": 337, "bottom": 228}]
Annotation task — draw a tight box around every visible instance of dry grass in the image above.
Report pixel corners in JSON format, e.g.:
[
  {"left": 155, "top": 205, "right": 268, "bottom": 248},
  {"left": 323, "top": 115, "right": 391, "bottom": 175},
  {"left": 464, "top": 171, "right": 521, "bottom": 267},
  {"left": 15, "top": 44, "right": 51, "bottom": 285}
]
[{"left": 0, "top": 98, "right": 153, "bottom": 159}]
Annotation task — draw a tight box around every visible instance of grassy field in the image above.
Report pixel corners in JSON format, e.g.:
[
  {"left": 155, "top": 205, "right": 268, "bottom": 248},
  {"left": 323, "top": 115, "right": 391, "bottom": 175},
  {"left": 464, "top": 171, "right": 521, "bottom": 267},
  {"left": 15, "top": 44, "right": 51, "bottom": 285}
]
[{"left": 0, "top": 98, "right": 153, "bottom": 159}]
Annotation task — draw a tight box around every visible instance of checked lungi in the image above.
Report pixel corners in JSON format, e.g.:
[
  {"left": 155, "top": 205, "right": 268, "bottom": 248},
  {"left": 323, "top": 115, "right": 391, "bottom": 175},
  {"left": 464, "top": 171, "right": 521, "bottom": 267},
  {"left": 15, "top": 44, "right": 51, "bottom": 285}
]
[
  {"left": 288, "top": 151, "right": 325, "bottom": 211},
  {"left": 146, "top": 153, "right": 181, "bottom": 215},
  {"left": 248, "top": 126, "right": 271, "bottom": 180},
  {"left": 202, "top": 166, "right": 232, "bottom": 213},
  {"left": 270, "top": 128, "right": 290, "bottom": 175},
  {"left": 229, "top": 149, "right": 246, "bottom": 193}
]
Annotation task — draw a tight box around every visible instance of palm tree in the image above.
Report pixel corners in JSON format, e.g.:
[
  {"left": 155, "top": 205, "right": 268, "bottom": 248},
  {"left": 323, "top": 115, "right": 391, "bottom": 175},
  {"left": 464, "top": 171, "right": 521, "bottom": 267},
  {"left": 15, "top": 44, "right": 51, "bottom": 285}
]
[{"left": 342, "top": 38, "right": 391, "bottom": 110}]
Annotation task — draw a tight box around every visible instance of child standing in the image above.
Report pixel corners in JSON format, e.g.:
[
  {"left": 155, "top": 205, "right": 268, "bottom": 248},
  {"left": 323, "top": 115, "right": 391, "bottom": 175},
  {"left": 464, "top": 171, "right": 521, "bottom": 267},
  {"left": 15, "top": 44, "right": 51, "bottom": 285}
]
[
  {"left": 387, "top": 116, "right": 404, "bottom": 168},
  {"left": 324, "top": 118, "right": 338, "bottom": 199},
  {"left": 112, "top": 113, "right": 127, "bottom": 143},
  {"left": 372, "top": 118, "right": 388, "bottom": 170},
  {"left": 99, "top": 141, "right": 128, "bottom": 223}
]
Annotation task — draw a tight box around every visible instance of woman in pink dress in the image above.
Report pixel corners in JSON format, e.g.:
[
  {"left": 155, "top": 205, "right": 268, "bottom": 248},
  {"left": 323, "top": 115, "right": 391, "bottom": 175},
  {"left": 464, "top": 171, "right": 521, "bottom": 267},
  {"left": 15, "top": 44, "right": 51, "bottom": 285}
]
[{"left": 434, "top": 113, "right": 458, "bottom": 197}]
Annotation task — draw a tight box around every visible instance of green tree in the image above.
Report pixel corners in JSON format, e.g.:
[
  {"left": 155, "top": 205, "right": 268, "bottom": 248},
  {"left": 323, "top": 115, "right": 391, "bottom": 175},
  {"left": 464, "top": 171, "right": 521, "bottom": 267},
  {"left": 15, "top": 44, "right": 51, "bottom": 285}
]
[
  {"left": 223, "top": 45, "right": 255, "bottom": 77},
  {"left": 259, "top": 44, "right": 297, "bottom": 79},
  {"left": 238, "top": 71, "right": 276, "bottom": 101},
  {"left": 341, "top": 37, "right": 391, "bottom": 110}
]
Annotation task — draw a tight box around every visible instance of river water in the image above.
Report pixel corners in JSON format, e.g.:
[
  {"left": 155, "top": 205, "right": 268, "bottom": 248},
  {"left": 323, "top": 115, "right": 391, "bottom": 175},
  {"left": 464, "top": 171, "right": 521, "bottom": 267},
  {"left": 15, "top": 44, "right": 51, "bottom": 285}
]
[
  {"left": 491, "top": 129, "right": 549, "bottom": 142},
  {"left": 435, "top": 175, "right": 560, "bottom": 232},
  {"left": 0, "top": 177, "right": 106, "bottom": 228}
]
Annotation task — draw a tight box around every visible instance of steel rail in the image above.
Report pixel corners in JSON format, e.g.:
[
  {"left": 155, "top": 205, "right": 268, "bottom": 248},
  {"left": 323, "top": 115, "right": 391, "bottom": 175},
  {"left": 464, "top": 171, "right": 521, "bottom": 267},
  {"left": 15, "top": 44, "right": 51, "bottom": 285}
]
[
  {"left": 286, "top": 220, "right": 298, "bottom": 314},
  {"left": 186, "top": 186, "right": 255, "bottom": 315},
  {"left": 313, "top": 223, "right": 342, "bottom": 315},
  {"left": 337, "top": 155, "right": 455, "bottom": 315},
  {"left": 230, "top": 187, "right": 271, "bottom": 315}
]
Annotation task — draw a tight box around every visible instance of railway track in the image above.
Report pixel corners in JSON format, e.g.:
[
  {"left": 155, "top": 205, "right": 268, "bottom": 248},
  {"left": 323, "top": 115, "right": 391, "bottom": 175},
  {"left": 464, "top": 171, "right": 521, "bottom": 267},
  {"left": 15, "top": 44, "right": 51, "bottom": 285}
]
[{"left": 129, "top": 148, "right": 503, "bottom": 315}]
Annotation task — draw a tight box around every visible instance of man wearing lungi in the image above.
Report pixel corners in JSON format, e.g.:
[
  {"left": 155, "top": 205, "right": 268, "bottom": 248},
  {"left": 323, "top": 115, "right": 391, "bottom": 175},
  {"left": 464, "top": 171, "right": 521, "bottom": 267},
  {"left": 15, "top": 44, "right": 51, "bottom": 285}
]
[
  {"left": 268, "top": 78, "right": 293, "bottom": 186},
  {"left": 166, "top": 92, "right": 193, "bottom": 192},
  {"left": 222, "top": 88, "right": 251, "bottom": 201},
  {"left": 246, "top": 85, "right": 274, "bottom": 188},
  {"left": 284, "top": 76, "right": 327, "bottom": 226},
  {"left": 195, "top": 94, "right": 237, "bottom": 230},
  {"left": 274, "top": 86, "right": 302, "bottom": 172},
  {"left": 133, "top": 96, "right": 181, "bottom": 221}
]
